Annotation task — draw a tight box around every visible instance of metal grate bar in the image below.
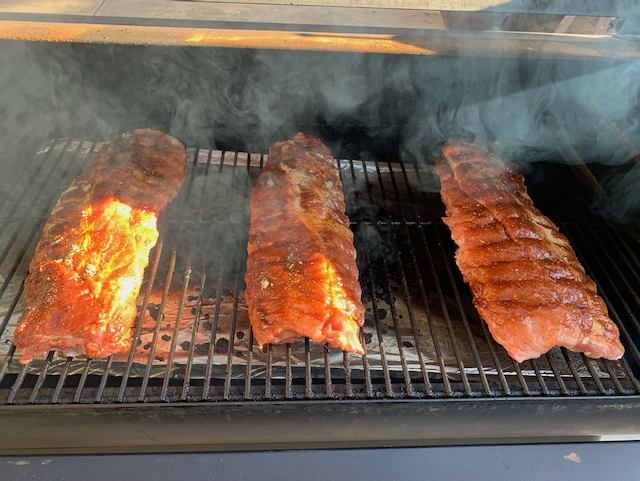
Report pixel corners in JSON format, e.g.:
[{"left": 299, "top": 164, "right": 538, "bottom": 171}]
[
  {"left": 264, "top": 344, "right": 273, "bottom": 399},
  {"left": 1, "top": 139, "right": 97, "bottom": 400},
  {"left": 8, "top": 140, "right": 101, "bottom": 404},
  {"left": 422, "top": 150, "right": 531, "bottom": 395},
  {"left": 161, "top": 258, "right": 192, "bottom": 402},
  {"left": 181, "top": 253, "right": 207, "bottom": 400},
  {"left": 243, "top": 154, "right": 263, "bottom": 402},
  {"left": 369, "top": 159, "right": 415, "bottom": 396},
  {"left": 407, "top": 164, "right": 454, "bottom": 396},
  {"left": 201, "top": 154, "right": 238, "bottom": 399},
  {"left": 335, "top": 159, "right": 354, "bottom": 398},
  {"left": 511, "top": 361, "right": 530, "bottom": 395},
  {"left": 431, "top": 204, "right": 513, "bottom": 395},
  {"left": 561, "top": 349, "right": 587, "bottom": 394},
  {"left": 0, "top": 140, "right": 85, "bottom": 303},
  {"left": 222, "top": 251, "right": 243, "bottom": 401},
  {"left": 604, "top": 230, "right": 640, "bottom": 292},
  {"left": 221, "top": 153, "right": 253, "bottom": 401},
  {"left": 343, "top": 351, "right": 353, "bottom": 398},
  {"left": 582, "top": 223, "right": 640, "bottom": 331},
  {"left": 620, "top": 358, "right": 640, "bottom": 393},
  {"left": 0, "top": 284, "right": 24, "bottom": 355},
  {"left": 553, "top": 344, "right": 592, "bottom": 395},
  {"left": 559, "top": 215, "right": 640, "bottom": 367},
  {"left": 0, "top": 140, "right": 58, "bottom": 234},
  {"left": 586, "top": 229, "right": 640, "bottom": 337},
  {"left": 548, "top": 156, "right": 640, "bottom": 390},
  {"left": 543, "top": 162, "right": 640, "bottom": 371},
  {"left": 222, "top": 222, "right": 247, "bottom": 401},
  {"left": 610, "top": 231, "right": 640, "bottom": 276},
  {"left": 592, "top": 360, "right": 614, "bottom": 394},
  {"left": 238, "top": 154, "right": 264, "bottom": 402},
  {"left": 304, "top": 337, "right": 312, "bottom": 398},
  {"left": 6, "top": 363, "right": 28, "bottom": 404},
  {"left": 248, "top": 155, "right": 267, "bottom": 401},
  {"left": 72, "top": 359, "right": 92, "bottom": 403},
  {"left": 433, "top": 224, "right": 492, "bottom": 396},
  {"left": 419, "top": 164, "right": 484, "bottom": 396},
  {"left": 550, "top": 220, "right": 637, "bottom": 390},
  {"left": 324, "top": 345, "right": 333, "bottom": 398},
  {"left": 430, "top": 224, "right": 473, "bottom": 396},
  {"left": 386, "top": 238, "right": 430, "bottom": 395},
  {"left": 0, "top": 345, "right": 16, "bottom": 392},
  {"left": 285, "top": 343, "right": 292, "bottom": 399},
  {"left": 0, "top": 140, "right": 70, "bottom": 270},
  {"left": 95, "top": 355, "right": 114, "bottom": 403},
  {"left": 181, "top": 150, "right": 218, "bottom": 401},
  {"left": 414, "top": 163, "right": 494, "bottom": 395},
  {"left": 202, "top": 165, "right": 243, "bottom": 399},
  {"left": 383, "top": 160, "right": 433, "bottom": 396},
  {"left": 0, "top": 139, "right": 55, "bottom": 212},
  {"left": 139, "top": 250, "right": 177, "bottom": 401},
  {"left": 602, "top": 360, "right": 625, "bottom": 394},
  {"left": 116, "top": 236, "right": 164, "bottom": 403},
  {"left": 51, "top": 357, "right": 72, "bottom": 404},
  {"left": 29, "top": 350, "right": 54, "bottom": 403},
  {"left": 361, "top": 226, "right": 392, "bottom": 395},
  {"left": 529, "top": 359, "right": 550, "bottom": 395},
  {"left": 359, "top": 158, "right": 399, "bottom": 396},
  {"left": 359, "top": 327, "right": 373, "bottom": 397},
  {"left": 350, "top": 158, "right": 392, "bottom": 397},
  {"left": 260, "top": 154, "right": 272, "bottom": 401},
  {"left": 244, "top": 328, "right": 255, "bottom": 400},
  {"left": 481, "top": 322, "right": 511, "bottom": 395},
  {"left": 203, "top": 152, "right": 245, "bottom": 400},
  {"left": 545, "top": 353, "right": 567, "bottom": 395},
  {"left": 340, "top": 158, "right": 372, "bottom": 398},
  {"left": 582, "top": 355, "right": 606, "bottom": 394},
  {"left": 145, "top": 149, "right": 200, "bottom": 402}
]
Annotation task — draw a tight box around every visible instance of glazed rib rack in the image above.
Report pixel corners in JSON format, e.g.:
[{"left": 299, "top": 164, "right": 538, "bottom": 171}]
[{"left": 1, "top": 135, "right": 640, "bottom": 405}]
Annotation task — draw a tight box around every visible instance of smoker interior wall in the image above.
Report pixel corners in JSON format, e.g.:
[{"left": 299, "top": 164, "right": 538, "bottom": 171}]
[{"left": 0, "top": 40, "right": 639, "bottom": 220}]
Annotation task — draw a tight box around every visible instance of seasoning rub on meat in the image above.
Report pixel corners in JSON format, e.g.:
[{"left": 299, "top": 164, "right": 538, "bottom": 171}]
[
  {"left": 245, "top": 133, "right": 365, "bottom": 354},
  {"left": 435, "top": 139, "right": 624, "bottom": 363},
  {"left": 14, "top": 129, "right": 188, "bottom": 364}
]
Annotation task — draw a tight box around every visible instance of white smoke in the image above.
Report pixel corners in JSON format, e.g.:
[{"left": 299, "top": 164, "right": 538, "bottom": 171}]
[{"left": 0, "top": 40, "right": 638, "bottom": 221}]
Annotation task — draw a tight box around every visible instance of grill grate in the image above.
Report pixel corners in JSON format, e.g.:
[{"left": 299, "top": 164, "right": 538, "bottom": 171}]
[{"left": 1, "top": 137, "right": 640, "bottom": 405}]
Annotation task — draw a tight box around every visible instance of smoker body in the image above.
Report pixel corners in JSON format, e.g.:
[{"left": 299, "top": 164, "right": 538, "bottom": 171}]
[{"left": 0, "top": 1, "right": 640, "bottom": 472}]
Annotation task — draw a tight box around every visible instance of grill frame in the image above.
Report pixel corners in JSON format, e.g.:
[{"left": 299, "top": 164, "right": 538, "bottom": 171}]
[
  {"left": 1, "top": 397, "right": 638, "bottom": 454},
  {"left": 1, "top": 129, "right": 640, "bottom": 452}
]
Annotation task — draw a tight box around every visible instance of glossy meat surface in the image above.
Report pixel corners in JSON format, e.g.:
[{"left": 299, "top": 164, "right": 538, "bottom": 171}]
[
  {"left": 245, "top": 133, "right": 364, "bottom": 354},
  {"left": 435, "top": 139, "right": 624, "bottom": 362},
  {"left": 14, "top": 129, "right": 188, "bottom": 363}
]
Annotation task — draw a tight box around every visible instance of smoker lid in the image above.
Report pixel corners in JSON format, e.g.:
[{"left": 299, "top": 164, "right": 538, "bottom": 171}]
[{"left": 0, "top": 0, "right": 638, "bottom": 58}]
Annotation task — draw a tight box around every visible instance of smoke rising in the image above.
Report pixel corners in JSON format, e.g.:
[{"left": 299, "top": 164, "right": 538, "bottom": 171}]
[{"left": 0, "top": 40, "right": 639, "bottom": 222}]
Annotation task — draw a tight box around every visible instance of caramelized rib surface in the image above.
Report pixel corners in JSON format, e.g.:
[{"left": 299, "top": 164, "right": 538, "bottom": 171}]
[
  {"left": 14, "top": 129, "right": 188, "bottom": 364},
  {"left": 435, "top": 139, "right": 624, "bottom": 362},
  {"left": 245, "top": 133, "right": 364, "bottom": 354}
]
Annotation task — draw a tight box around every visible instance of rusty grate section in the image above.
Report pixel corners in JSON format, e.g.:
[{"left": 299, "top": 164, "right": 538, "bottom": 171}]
[{"left": 1, "top": 136, "right": 639, "bottom": 405}]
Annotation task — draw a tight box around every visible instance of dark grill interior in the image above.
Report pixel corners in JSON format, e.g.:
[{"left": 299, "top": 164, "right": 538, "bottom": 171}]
[{"left": 1, "top": 131, "right": 640, "bottom": 405}]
